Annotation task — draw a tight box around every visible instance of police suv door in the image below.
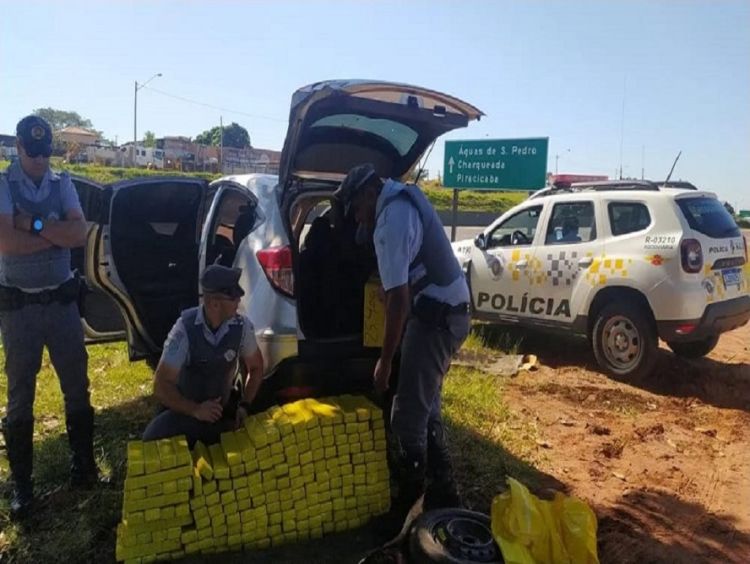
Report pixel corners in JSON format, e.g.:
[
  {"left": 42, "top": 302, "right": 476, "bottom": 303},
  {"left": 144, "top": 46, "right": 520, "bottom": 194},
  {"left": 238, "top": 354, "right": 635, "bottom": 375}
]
[
  {"left": 534, "top": 197, "right": 604, "bottom": 327},
  {"left": 70, "top": 176, "right": 126, "bottom": 343},
  {"left": 468, "top": 203, "right": 546, "bottom": 323},
  {"left": 88, "top": 177, "right": 212, "bottom": 362}
]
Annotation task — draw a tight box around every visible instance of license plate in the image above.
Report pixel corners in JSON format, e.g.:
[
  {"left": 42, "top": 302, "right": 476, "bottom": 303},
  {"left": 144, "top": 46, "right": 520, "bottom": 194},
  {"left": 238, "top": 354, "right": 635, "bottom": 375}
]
[{"left": 722, "top": 268, "right": 742, "bottom": 290}]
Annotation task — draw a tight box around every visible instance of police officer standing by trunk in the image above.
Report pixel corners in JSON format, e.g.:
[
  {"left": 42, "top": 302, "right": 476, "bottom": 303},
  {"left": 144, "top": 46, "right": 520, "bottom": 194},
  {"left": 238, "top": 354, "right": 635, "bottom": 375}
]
[
  {"left": 334, "top": 163, "right": 471, "bottom": 534},
  {"left": 0, "top": 115, "right": 98, "bottom": 519},
  {"left": 142, "top": 265, "right": 264, "bottom": 447}
]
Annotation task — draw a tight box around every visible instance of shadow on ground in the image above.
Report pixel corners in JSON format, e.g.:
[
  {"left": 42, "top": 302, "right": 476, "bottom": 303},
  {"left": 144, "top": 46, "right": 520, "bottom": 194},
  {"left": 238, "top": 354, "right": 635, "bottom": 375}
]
[
  {"left": 599, "top": 488, "right": 750, "bottom": 564},
  {"left": 474, "top": 324, "right": 750, "bottom": 413}
]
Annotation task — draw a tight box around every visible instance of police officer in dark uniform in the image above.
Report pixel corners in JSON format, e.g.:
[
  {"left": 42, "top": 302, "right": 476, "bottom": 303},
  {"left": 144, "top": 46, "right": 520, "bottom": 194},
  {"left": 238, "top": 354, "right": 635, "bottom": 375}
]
[
  {"left": 334, "top": 163, "right": 471, "bottom": 533},
  {"left": 0, "top": 115, "right": 99, "bottom": 519},
  {"left": 142, "top": 265, "right": 264, "bottom": 446}
]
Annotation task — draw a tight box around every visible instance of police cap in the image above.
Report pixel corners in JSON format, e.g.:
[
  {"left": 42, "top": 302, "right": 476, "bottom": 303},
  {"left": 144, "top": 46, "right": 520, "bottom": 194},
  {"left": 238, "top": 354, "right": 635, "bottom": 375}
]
[
  {"left": 333, "top": 163, "right": 379, "bottom": 211},
  {"left": 16, "top": 115, "right": 53, "bottom": 158},
  {"left": 201, "top": 265, "right": 245, "bottom": 299}
]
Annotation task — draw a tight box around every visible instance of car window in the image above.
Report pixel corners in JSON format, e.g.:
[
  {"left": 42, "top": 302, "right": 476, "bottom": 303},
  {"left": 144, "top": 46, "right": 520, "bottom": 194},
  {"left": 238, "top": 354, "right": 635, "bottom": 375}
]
[
  {"left": 545, "top": 202, "right": 596, "bottom": 245},
  {"left": 676, "top": 197, "right": 740, "bottom": 238},
  {"left": 487, "top": 206, "right": 542, "bottom": 248},
  {"left": 609, "top": 202, "right": 651, "bottom": 236},
  {"left": 310, "top": 114, "right": 418, "bottom": 156}
]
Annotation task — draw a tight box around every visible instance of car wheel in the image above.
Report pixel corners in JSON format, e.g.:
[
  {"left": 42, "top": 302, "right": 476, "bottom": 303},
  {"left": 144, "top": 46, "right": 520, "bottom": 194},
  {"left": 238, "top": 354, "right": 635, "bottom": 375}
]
[
  {"left": 667, "top": 335, "right": 719, "bottom": 359},
  {"left": 592, "top": 302, "right": 657, "bottom": 379},
  {"left": 408, "top": 508, "right": 503, "bottom": 564}
]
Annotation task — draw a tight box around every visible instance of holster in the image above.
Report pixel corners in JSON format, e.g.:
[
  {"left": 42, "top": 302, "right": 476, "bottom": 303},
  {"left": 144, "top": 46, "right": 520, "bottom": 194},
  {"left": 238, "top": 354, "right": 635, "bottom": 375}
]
[{"left": 412, "top": 295, "right": 469, "bottom": 328}]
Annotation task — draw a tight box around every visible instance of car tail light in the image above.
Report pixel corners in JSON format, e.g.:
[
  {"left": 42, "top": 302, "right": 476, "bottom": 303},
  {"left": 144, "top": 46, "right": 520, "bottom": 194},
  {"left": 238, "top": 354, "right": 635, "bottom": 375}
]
[
  {"left": 680, "top": 239, "right": 703, "bottom": 273},
  {"left": 257, "top": 246, "right": 294, "bottom": 297},
  {"left": 675, "top": 323, "right": 697, "bottom": 335}
]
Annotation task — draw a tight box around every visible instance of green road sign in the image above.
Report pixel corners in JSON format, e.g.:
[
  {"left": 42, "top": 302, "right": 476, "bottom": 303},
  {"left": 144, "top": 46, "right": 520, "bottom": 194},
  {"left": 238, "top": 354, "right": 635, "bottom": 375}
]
[
  {"left": 739, "top": 210, "right": 750, "bottom": 218},
  {"left": 443, "top": 137, "right": 549, "bottom": 190}
]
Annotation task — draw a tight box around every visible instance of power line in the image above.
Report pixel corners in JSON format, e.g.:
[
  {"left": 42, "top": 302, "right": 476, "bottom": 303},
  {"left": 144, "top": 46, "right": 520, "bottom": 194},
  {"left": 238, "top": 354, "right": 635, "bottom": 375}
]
[{"left": 142, "top": 85, "right": 287, "bottom": 123}]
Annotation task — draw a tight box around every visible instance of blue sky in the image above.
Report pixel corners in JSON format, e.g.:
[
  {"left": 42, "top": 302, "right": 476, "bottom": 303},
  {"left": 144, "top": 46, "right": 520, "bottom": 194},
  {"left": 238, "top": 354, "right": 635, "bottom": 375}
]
[{"left": 2, "top": 1, "right": 748, "bottom": 208}]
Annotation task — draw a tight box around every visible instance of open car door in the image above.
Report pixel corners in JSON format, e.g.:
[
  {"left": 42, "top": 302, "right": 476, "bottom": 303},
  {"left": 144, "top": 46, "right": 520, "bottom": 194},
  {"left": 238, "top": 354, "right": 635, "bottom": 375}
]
[
  {"left": 70, "top": 176, "right": 126, "bottom": 343},
  {"left": 88, "top": 177, "right": 213, "bottom": 362}
]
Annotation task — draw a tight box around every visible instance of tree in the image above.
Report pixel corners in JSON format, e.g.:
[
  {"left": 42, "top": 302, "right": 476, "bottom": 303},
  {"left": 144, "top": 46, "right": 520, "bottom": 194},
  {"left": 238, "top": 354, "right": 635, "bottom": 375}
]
[
  {"left": 32, "top": 107, "right": 93, "bottom": 131},
  {"left": 195, "top": 122, "right": 251, "bottom": 149},
  {"left": 723, "top": 201, "right": 736, "bottom": 217},
  {"left": 143, "top": 131, "right": 156, "bottom": 148}
]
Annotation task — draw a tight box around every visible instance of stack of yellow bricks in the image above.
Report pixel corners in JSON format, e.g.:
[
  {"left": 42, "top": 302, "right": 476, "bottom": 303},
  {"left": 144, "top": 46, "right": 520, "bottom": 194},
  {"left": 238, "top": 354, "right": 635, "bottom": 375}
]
[{"left": 116, "top": 395, "right": 390, "bottom": 562}]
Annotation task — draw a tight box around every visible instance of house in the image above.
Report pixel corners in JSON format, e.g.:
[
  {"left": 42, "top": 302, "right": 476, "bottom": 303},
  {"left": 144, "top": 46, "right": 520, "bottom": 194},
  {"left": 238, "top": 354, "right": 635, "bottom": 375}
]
[
  {"left": 0, "top": 134, "right": 18, "bottom": 160},
  {"left": 57, "top": 126, "right": 100, "bottom": 146}
]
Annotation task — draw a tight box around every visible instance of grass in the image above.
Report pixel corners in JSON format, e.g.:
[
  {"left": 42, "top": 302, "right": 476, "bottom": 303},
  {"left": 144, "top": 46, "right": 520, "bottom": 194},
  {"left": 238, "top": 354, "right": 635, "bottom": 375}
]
[
  {"left": 0, "top": 160, "right": 526, "bottom": 214},
  {"left": 0, "top": 343, "right": 155, "bottom": 563},
  {"left": 0, "top": 331, "right": 549, "bottom": 562}
]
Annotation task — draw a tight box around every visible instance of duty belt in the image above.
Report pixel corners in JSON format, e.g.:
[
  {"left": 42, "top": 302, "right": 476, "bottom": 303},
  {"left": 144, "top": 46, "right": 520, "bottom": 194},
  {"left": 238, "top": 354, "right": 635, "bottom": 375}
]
[
  {"left": 412, "top": 295, "right": 470, "bottom": 327},
  {"left": 0, "top": 274, "right": 81, "bottom": 312}
]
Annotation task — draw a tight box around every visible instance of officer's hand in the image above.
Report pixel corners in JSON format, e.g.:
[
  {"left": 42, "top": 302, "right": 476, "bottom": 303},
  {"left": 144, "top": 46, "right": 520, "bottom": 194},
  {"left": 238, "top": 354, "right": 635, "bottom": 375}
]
[
  {"left": 373, "top": 358, "right": 392, "bottom": 394},
  {"left": 235, "top": 405, "right": 249, "bottom": 429},
  {"left": 13, "top": 210, "right": 32, "bottom": 232},
  {"left": 193, "top": 398, "right": 223, "bottom": 423}
]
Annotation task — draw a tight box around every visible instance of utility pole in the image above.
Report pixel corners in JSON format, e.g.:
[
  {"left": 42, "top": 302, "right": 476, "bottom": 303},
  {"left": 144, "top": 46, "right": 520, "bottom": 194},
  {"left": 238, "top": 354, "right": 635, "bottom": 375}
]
[
  {"left": 641, "top": 145, "right": 645, "bottom": 180},
  {"left": 133, "top": 73, "right": 162, "bottom": 167},
  {"left": 219, "top": 115, "right": 224, "bottom": 174}
]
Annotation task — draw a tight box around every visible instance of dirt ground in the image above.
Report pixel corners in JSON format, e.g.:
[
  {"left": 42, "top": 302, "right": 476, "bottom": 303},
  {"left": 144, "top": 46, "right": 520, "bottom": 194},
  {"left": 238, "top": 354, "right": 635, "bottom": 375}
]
[{"left": 499, "top": 323, "right": 750, "bottom": 563}]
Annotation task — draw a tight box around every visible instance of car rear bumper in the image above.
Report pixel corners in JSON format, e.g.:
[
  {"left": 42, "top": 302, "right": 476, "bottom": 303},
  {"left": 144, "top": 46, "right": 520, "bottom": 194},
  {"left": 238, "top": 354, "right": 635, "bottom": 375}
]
[{"left": 658, "top": 295, "right": 750, "bottom": 342}]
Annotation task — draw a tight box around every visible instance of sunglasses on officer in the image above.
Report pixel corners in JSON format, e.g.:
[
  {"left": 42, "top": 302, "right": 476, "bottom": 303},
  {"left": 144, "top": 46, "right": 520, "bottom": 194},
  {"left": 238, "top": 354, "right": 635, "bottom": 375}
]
[{"left": 22, "top": 143, "right": 53, "bottom": 159}]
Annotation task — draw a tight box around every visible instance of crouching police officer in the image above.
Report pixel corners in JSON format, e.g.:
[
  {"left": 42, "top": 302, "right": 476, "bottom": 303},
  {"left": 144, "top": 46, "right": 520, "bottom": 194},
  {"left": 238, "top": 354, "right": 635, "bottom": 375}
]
[
  {"left": 0, "top": 115, "right": 99, "bottom": 519},
  {"left": 142, "top": 265, "right": 264, "bottom": 447},
  {"left": 334, "top": 163, "right": 471, "bottom": 533}
]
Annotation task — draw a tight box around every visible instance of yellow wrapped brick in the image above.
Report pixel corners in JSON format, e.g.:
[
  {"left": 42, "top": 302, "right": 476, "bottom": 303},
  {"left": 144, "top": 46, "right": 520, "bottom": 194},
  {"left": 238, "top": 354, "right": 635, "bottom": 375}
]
[
  {"left": 234, "top": 429, "right": 256, "bottom": 462},
  {"left": 126, "top": 441, "right": 145, "bottom": 477},
  {"left": 142, "top": 441, "right": 160, "bottom": 474},
  {"left": 208, "top": 444, "right": 230, "bottom": 480},
  {"left": 156, "top": 438, "right": 176, "bottom": 469},
  {"left": 220, "top": 431, "right": 242, "bottom": 467},
  {"left": 192, "top": 441, "right": 214, "bottom": 481}
]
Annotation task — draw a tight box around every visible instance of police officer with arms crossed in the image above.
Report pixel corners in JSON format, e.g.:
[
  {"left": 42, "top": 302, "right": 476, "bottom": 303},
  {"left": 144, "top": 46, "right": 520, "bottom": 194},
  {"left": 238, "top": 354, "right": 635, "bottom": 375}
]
[
  {"left": 0, "top": 115, "right": 99, "bottom": 519},
  {"left": 142, "top": 265, "right": 264, "bottom": 447},
  {"left": 334, "top": 163, "right": 471, "bottom": 533}
]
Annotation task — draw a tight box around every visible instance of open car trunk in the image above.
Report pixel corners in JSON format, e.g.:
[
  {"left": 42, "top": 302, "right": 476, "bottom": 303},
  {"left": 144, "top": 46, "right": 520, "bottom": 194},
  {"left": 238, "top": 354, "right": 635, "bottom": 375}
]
[{"left": 294, "top": 191, "right": 378, "bottom": 347}]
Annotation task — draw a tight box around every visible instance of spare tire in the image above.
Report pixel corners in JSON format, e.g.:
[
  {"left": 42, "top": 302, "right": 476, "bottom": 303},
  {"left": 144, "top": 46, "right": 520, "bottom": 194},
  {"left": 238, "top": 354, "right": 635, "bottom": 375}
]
[{"left": 409, "top": 508, "right": 503, "bottom": 564}]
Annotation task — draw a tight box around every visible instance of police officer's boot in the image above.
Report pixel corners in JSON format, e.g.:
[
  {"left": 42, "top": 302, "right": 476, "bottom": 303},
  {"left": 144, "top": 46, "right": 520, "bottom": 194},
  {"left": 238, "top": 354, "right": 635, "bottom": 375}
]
[
  {"left": 65, "top": 407, "right": 100, "bottom": 489},
  {"left": 424, "top": 419, "right": 462, "bottom": 510},
  {"left": 375, "top": 446, "right": 426, "bottom": 540},
  {"left": 2, "top": 417, "right": 35, "bottom": 519}
]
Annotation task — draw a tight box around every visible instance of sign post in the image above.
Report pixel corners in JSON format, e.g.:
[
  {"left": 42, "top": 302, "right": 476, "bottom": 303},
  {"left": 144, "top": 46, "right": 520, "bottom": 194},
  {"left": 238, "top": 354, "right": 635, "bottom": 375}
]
[{"left": 443, "top": 137, "right": 548, "bottom": 240}]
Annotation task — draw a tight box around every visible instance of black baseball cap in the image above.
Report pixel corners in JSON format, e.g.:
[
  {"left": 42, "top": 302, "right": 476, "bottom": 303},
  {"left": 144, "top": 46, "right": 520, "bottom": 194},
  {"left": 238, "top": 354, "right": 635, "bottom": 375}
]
[
  {"left": 333, "top": 163, "right": 379, "bottom": 212},
  {"left": 16, "top": 115, "right": 53, "bottom": 158},
  {"left": 201, "top": 265, "right": 245, "bottom": 299}
]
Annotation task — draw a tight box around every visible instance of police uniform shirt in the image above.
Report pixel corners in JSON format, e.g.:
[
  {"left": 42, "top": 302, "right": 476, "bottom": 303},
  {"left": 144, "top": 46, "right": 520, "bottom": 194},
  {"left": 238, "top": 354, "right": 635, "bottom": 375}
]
[
  {"left": 0, "top": 160, "right": 83, "bottom": 218},
  {"left": 0, "top": 161, "right": 83, "bottom": 290},
  {"left": 160, "top": 307, "right": 258, "bottom": 371},
  {"left": 374, "top": 179, "right": 469, "bottom": 306}
]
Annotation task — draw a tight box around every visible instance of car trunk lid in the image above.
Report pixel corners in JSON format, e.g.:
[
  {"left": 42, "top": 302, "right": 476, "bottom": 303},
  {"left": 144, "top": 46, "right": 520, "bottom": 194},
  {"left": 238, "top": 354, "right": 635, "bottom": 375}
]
[{"left": 278, "top": 79, "right": 483, "bottom": 191}]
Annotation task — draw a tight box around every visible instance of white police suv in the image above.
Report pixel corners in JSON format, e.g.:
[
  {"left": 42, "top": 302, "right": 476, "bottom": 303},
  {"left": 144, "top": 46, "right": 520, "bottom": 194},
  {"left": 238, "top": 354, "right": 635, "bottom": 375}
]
[{"left": 453, "top": 180, "right": 750, "bottom": 378}]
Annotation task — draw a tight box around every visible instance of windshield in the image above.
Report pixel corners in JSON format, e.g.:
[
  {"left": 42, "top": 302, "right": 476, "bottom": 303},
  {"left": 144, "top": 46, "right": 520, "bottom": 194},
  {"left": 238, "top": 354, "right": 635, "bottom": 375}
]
[{"left": 676, "top": 197, "right": 740, "bottom": 239}]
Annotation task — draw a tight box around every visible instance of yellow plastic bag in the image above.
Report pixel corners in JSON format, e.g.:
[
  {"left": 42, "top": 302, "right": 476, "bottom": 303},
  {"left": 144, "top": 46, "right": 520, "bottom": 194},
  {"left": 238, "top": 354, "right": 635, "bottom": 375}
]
[{"left": 491, "top": 477, "right": 599, "bottom": 564}]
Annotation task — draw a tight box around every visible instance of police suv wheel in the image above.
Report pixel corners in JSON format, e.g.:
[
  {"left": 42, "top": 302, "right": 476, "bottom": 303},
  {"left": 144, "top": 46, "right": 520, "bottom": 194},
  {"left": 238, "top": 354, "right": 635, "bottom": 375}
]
[
  {"left": 667, "top": 335, "right": 719, "bottom": 359},
  {"left": 408, "top": 508, "right": 503, "bottom": 564},
  {"left": 592, "top": 302, "right": 657, "bottom": 379}
]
